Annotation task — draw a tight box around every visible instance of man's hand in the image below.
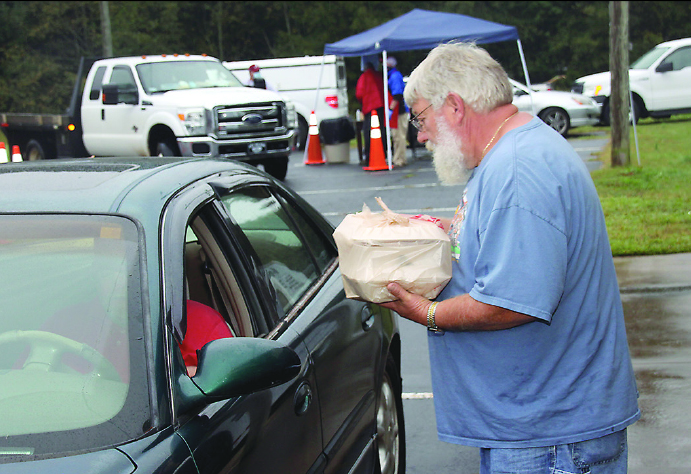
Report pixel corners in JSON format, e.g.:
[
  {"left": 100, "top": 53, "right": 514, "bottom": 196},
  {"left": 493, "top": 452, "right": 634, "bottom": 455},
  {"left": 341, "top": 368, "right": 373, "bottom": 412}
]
[{"left": 379, "top": 282, "right": 431, "bottom": 327}]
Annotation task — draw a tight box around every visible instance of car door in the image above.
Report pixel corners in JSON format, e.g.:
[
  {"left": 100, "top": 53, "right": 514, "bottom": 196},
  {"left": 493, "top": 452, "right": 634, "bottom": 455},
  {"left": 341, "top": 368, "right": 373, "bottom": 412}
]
[
  {"left": 161, "top": 183, "right": 325, "bottom": 474},
  {"left": 650, "top": 45, "right": 691, "bottom": 110},
  {"left": 212, "top": 178, "right": 384, "bottom": 474}
]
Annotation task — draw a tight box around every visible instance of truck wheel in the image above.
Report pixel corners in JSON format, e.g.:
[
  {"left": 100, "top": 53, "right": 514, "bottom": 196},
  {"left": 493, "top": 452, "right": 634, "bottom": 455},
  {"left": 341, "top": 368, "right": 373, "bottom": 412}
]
[
  {"left": 602, "top": 100, "right": 640, "bottom": 126},
  {"left": 25, "top": 139, "right": 46, "bottom": 161},
  {"left": 262, "top": 156, "right": 289, "bottom": 181},
  {"left": 296, "top": 116, "right": 308, "bottom": 151},
  {"left": 155, "top": 140, "right": 177, "bottom": 156}
]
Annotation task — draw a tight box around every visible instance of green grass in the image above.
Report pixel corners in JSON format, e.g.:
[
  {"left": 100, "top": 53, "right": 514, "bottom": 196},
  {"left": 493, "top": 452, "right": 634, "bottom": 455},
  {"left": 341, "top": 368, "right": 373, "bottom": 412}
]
[{"left": 581, "top": 114, "right": 691, "bottom": 256}]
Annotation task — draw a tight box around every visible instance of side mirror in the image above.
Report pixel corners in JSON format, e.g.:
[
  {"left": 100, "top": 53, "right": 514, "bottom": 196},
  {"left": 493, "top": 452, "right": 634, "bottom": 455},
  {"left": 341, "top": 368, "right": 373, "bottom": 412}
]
[
  {"left": 102, "top": 83, "right": 119, "bottom": 105},
  {"left": 656, "top": 61, "right": 673, "bottom": 73},
  {"left": 177, "top": 337, "right": 301, "bottom": 411}
]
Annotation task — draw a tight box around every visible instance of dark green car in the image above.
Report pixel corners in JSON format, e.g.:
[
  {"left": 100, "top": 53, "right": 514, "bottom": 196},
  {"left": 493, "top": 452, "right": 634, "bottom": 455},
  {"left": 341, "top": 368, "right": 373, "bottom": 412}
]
[{"left": 0, "top": 157, "right": 404, "bottom": 474}]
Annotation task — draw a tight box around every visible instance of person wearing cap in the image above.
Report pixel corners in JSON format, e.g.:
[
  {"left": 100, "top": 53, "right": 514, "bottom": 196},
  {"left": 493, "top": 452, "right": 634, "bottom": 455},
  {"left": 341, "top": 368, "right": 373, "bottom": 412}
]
[
  {"left": 386, "top": 56, "right": 409, "bottom": 167},
  {"left": 244, "top": 65, "right": 276, "bottom": 91}
]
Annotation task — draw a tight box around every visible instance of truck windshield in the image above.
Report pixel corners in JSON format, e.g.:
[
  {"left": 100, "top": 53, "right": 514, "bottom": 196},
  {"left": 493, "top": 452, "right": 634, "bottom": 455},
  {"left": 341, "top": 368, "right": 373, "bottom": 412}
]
[
  {"left": 631, "top": 46, "right": 670, "bottom": 70},
  {"left": 137, "top": 60, "right": 244, "bottom": 93}
]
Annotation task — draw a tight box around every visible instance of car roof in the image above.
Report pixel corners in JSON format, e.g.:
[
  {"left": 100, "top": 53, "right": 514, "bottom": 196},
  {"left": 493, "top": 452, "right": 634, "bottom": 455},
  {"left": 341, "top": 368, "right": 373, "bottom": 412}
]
[
  {"left": 658, "top": 37, "right": 691, "bottom": 48},
  {"left": 0, "top": 157, "right": 257, "bottom": 215}
]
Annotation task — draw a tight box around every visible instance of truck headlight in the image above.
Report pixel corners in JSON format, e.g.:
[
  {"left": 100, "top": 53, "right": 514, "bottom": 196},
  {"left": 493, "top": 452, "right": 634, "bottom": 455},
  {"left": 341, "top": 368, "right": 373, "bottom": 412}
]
[
  {"left": 285, "top": 101, "right": 298, "bottom": 129},
  {"left": 178, "top": 109, "right": 207, "bottom": 136}
]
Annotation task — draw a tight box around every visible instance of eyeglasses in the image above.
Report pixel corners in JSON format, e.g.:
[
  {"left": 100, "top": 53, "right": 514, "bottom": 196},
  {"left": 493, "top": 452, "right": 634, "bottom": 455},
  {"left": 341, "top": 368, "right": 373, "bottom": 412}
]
[{"left": 410, "top": 103, "right": 433, "bottom": 131}]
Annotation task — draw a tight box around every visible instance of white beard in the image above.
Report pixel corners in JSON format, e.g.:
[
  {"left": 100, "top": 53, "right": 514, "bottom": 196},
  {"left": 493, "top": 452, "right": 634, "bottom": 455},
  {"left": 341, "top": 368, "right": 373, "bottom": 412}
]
[{"left": 429, "top": 116, "right": 472, "bottom": 185}]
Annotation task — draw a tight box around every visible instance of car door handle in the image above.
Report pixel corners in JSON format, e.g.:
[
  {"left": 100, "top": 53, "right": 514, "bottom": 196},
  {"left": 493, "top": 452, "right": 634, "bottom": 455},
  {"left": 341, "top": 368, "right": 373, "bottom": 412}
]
[
  {"left": 294, "top": 381, "right": 313, "bottom": 416},
  {"left": 361, "top": 305, "right": 375, "bottom": 331}
]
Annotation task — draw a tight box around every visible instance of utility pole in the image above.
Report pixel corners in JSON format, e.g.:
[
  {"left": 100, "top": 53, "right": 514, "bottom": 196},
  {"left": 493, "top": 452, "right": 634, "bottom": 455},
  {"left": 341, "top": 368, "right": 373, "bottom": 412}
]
[
  {"left": 101, "top": 1, "right": 114, "bottom": 58},
  {"left": 609, "top": 1, "right": 630, "bottom": 167}
]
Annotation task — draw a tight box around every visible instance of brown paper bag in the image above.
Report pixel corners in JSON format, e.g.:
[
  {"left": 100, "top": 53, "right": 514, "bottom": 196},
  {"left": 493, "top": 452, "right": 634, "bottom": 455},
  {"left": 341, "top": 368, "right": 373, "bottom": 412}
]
[{"left": 333, "top": 197, "right": 452, "bottom": 303}]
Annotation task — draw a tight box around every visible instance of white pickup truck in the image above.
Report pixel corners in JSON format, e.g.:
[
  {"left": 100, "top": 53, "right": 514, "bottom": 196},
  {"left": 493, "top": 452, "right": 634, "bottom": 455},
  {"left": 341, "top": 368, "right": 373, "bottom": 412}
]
[
  {"left": 572, "top": 37, "right": 691, "bottom": 125},
  {"left": 0, "top": 54, "right": 297, "bottom": 179}
]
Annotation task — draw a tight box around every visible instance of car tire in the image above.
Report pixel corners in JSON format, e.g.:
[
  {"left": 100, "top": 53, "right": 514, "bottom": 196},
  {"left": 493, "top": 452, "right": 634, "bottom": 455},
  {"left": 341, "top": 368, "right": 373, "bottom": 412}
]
[
  {"left": 25, "top": 139, "right": 47, "bottom": 161},
  {"left": 376, "top": 353, "right": 406, "bottom": 474},
  {"left": 262, "top": 155, "right": 289, "bottom": 181},
  {"left": 601, "top": 100, "right": 640, "bottom": 126},
  {"left": 539, "top": 107, "right": 570, "bottom": 137}
]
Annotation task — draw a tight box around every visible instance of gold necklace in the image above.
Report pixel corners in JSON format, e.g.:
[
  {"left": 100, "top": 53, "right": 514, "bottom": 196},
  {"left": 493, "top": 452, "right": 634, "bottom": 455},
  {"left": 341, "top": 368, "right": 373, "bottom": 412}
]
[{"left": 482, "top": 111, "right": 518, "bottom": 157}]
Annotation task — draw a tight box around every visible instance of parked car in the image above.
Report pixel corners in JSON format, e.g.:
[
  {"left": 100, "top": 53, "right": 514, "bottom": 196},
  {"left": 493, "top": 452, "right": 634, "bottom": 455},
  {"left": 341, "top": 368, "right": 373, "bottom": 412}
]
[
  {"left": 0, "top": 157, "right": 404, "bottom": 474},
  {"left": 511, "top": 79, "right": 601, "bottom": 137},
  {"left": 572, "top": 37, "right": 691, "bottom": 125}
]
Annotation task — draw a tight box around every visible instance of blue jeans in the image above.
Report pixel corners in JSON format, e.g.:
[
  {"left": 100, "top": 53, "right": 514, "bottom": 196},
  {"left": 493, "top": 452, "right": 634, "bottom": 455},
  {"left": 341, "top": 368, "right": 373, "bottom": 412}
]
[{"left": 480, "top": 429, "right": 628, "bottom": 474}]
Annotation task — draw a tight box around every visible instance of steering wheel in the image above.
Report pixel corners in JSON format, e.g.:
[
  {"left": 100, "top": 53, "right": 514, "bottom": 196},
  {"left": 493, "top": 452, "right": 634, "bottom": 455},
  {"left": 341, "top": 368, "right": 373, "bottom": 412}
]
[{"left": 0, "top": 330, "right": 121, "bottom": 381}]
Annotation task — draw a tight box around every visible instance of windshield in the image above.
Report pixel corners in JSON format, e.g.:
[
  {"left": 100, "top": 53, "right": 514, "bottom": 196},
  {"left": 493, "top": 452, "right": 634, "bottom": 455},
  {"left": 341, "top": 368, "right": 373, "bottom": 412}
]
[
  {"left": 136, "top": 60, "right": 244, "bottom": 93},
  {"left": 631, "top": 46, "right": 671, "bottom": 69},
  {"left": 0, "top": 215, "right": 150, "bottom": 461}
]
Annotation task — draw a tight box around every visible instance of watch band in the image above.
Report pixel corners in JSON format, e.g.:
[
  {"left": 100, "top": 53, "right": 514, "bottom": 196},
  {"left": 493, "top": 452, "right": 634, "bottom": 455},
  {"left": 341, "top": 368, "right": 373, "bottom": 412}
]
[{"left": 427, "top": 301, "right": 444, "bottom": 333}]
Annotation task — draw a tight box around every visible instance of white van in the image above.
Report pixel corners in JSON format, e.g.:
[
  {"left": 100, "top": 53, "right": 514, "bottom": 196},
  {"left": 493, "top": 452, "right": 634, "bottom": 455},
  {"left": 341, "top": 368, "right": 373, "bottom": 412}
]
[{"left": 224, "top": 55, "right": 349, "bottom": 150}]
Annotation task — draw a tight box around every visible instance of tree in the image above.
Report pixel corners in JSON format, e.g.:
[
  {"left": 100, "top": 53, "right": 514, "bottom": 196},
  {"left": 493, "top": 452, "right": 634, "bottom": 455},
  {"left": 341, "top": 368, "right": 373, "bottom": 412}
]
[{"left": 609, "top": 1, "right": 630, "bottom": 167}]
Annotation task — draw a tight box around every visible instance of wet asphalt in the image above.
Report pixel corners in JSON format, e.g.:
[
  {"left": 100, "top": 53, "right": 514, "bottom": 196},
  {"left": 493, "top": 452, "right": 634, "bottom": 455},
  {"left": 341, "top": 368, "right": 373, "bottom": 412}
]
[{"left": 284, "top": 134, "right": 691, "bottom": 473}]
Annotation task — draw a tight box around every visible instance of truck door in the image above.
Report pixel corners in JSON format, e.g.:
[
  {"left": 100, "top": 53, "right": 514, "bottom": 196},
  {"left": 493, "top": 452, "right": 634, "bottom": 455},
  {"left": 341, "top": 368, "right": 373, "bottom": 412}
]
[
  {"left": 83, "top": 65, "right": 147, "bottom": 156},
  {"left": 650, "top": 46, "right": 691, "bottom": 111}
]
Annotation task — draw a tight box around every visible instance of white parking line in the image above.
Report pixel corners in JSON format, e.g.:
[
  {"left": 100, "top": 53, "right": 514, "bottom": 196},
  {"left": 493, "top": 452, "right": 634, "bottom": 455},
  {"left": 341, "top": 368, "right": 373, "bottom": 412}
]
[{"left": 402, "top": 392, "right": 434, "bottom": 399}]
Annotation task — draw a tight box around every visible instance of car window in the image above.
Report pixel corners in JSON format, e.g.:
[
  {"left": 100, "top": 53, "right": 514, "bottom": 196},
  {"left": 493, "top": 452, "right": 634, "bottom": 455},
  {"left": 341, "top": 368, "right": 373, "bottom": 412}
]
[
  {"left": 184, "top": 218, "right": 254, "bottom": 337},
  {"left": 631, "top": 45, "right": 670, "bottom": 69},
  {"left": 660, "top": 46, "right": 691, "bottom": 71},
  {"left": 218, "top": 186, "right": 331, "bottom": 317},
  {"left": 0, "top": 215, "right": 150, "bottom": 458}
]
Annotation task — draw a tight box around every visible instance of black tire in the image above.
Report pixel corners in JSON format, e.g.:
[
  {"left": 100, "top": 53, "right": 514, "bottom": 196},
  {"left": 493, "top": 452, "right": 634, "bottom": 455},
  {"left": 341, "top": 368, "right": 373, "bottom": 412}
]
[
  {"left": 25, "top": 139, "right": 46, "bottom": 161},
  {"left": 155, "top": 140, "right": 176, "bottom": 156},
  {"left": 376, "top": 353, "right": 405, "bottom": 474},
  {"left": 262, "top": 156, "right": 289, "bottom": 181},
  {"left": 295, "top": 116, "right": 308, "bottom": 151},
  {"left": 539, "top": 107, "right": 570, "bottom": 137},
  {"left": 601, "top": 100, "right": 640, "bottom": 126}
]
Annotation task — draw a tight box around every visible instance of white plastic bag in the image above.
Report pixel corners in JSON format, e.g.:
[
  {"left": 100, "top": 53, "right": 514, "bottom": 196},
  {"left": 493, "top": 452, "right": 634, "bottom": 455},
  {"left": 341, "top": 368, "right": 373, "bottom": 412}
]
[{"left": 333, "top": 197, "right": 452, "bottom": 303}]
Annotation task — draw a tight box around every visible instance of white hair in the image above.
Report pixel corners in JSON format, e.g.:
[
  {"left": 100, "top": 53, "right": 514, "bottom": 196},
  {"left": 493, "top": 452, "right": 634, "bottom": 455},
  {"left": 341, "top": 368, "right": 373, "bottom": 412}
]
[{"left": 404, "top": 42, "right": 513, "bottom": 114}]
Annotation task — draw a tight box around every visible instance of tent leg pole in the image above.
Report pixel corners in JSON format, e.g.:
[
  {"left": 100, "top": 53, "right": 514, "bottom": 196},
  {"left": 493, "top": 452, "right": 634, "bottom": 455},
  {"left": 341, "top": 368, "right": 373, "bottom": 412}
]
[
  {"left": 382, "top": 51, "right": 393, "bottom": 170},
  {"left": 516, "top": 39, "right": 536, "bottom": 116}
]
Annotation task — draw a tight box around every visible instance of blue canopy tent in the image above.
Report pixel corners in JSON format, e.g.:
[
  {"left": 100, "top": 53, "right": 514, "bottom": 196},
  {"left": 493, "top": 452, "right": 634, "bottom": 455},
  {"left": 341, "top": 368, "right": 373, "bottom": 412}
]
[{"left": 320, "top": 8, "right": 534, "bottom": 169}]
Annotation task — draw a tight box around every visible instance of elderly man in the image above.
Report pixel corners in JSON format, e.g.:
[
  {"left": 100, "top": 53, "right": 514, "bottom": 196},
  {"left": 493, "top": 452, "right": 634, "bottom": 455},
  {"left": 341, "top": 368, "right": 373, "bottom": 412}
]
[{"left": 381, "top": 42, "right": 640, "bottom": 474}]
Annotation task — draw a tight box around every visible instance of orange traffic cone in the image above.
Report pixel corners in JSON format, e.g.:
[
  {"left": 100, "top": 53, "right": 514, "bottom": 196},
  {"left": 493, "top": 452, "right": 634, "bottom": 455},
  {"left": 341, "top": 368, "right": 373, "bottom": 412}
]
[
  {"left": 304, "top": 111, "right": 325, "bottom": 165},
  {"left": 363, "top": 110, "right": 388, "bottom": 171},
  {"left": 0, "top": 142, "right": 8, "bottom": 163},
  {"left": 11, "top": 145, "right": 22, "bottom": 163}
]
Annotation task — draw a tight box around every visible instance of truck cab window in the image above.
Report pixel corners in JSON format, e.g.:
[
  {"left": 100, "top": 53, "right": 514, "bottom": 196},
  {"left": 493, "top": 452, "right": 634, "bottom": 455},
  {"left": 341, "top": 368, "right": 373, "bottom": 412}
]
[
  {"left": 89, "top": 67, "right": 107, "bottom": 101},
  {"left": 108, "top": 66, "right": 138, "bottom": 104}
]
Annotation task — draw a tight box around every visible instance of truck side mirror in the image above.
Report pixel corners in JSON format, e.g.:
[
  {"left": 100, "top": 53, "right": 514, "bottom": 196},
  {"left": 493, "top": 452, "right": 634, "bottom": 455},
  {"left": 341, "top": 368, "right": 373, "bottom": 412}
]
[
  {"left": 656, "top": 61, "right": 673, "bottom": 73},
  {"left": 102, "top": 84, "right": 119, "bottom": 105}
]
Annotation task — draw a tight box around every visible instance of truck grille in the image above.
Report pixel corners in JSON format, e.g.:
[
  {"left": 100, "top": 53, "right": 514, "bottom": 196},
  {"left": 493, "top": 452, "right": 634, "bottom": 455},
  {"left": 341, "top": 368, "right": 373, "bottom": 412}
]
[{"left": 214, "top": 102, "right": 285, "bottom": 139}]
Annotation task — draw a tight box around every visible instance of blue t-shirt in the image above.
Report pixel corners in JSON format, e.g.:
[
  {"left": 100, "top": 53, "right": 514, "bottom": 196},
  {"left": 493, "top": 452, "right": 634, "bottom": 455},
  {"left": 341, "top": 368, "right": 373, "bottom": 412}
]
[{"left": 432, "top": 117, "right": 640, "bottom": 448}]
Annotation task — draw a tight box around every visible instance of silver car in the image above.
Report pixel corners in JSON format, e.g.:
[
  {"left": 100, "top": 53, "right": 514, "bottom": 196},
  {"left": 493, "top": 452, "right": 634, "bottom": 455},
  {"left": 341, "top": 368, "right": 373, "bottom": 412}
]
[{"left": 511, "top": 79, "right": 601, "bottom": 137}]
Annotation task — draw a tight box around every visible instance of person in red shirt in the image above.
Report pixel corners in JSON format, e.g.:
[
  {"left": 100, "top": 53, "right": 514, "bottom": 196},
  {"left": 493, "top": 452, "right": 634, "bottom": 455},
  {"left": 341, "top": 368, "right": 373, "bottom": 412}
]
[
  {"left": 356, "top": 62, "right": 388, "bottom": 166},
  {"left": 179, "top": 300, "right": 234, "bottom": 376}
]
